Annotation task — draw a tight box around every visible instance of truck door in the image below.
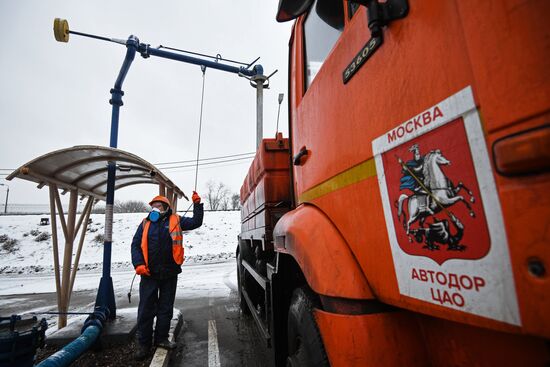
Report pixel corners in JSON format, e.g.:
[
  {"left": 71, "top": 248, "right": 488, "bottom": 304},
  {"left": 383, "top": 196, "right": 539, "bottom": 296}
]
[{"left": 290, "top": 0, "right": 523, "bottom": 326}]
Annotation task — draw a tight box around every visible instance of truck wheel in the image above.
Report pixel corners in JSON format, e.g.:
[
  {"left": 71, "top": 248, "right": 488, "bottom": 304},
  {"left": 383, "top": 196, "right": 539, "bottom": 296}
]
[
  {"left": 286, "top": 287, "right": 329, "bottom": 367},
  {"left": 237, "top": 252, "right": 251, "bottom": 315}
]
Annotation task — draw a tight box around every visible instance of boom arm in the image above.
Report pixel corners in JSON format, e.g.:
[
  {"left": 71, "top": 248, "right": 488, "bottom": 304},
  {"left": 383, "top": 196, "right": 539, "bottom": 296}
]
[{"left": 53, "top": 18, "right": 272, "bottom": 319}]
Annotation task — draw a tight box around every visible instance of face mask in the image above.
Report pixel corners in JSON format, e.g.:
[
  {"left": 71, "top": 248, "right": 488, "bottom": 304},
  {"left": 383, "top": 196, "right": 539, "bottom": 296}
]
[{"left": 149, "top": 207, "right": 162, "bottom": 222}]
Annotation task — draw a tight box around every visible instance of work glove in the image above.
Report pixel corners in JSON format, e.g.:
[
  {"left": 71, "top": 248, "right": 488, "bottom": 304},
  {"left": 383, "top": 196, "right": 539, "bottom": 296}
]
[
  {"left": 135, "top": 264, "right": 150, "bottom": 276},
  {"left": 192, "top": 191, "right": 201, "bottom": 204}
]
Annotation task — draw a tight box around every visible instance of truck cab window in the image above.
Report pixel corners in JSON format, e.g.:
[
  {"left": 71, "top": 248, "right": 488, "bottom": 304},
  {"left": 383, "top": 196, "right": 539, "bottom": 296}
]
[{"left": 303, "top": 0, "right": 344, "bottom": 90}]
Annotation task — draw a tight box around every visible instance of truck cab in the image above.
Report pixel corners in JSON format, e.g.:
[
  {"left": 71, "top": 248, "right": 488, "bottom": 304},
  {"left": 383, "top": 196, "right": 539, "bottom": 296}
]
[{"left": 238, "top": 1, "right": 550, "bottom": 366}]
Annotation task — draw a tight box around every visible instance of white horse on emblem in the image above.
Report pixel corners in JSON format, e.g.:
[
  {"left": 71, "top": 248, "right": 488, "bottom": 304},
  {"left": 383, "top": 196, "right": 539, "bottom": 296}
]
[{"left": 396, "top": 149, "right": 475, "bottom": 234}]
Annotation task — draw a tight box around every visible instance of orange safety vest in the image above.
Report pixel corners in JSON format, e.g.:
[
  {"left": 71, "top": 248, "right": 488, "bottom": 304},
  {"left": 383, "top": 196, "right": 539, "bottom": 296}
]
[{"left": 140, "top": 214, "right": 184, "bottom": 267}]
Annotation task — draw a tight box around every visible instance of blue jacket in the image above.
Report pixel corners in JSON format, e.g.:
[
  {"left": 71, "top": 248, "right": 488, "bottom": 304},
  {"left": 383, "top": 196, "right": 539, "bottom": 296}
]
[{"left": 131, "top": 203, "right": 204, "bottom": 279}]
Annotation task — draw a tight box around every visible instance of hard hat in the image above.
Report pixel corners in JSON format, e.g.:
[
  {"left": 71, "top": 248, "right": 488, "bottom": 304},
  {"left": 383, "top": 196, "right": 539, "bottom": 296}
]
[{"left": 149, "top": 195, "right": 171, "bottom": 208}]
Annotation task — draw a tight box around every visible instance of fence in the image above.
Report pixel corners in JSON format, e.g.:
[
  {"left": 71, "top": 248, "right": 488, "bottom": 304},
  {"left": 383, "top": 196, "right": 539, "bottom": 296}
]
[{"left": 0, "top": 203, "right": 89, "bottom": 215}]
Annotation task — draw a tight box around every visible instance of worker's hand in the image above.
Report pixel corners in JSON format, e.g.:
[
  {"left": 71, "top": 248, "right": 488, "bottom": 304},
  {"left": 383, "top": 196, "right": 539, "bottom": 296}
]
[
  {"left": 192, "top": 191, "right": 201, "bottom": 204},
  {"left": 135, "top": 264, "right": 150, "bottom": 276}
]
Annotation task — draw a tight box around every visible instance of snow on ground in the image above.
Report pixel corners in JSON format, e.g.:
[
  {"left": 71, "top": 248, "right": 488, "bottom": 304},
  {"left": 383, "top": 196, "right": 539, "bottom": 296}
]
[
  {"left": 0, "top": 211, "right": 241, "bottom": 333},
  {"left": 0, "top": 262, "right": 237, "bottom": 298},
  {"left": 0, "top": 259, "right": 239, "bottom": 334},
  {"left": 0, "top": 210, "right": 240, "bottom": 276}
]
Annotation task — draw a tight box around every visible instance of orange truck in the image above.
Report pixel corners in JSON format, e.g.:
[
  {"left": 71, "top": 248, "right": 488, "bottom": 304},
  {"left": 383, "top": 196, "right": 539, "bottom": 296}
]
[{"left": 237, "top": 0, "right": 550, "bottom": 366}]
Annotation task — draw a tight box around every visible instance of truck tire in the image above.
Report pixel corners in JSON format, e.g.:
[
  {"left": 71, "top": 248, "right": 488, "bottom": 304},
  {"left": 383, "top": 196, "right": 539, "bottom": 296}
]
[
  {"left": 286, "top": 287, "right": 329, "bottom": 367},
  {"left": 237, "top": 252, "right": 251, "bottom": 315}
]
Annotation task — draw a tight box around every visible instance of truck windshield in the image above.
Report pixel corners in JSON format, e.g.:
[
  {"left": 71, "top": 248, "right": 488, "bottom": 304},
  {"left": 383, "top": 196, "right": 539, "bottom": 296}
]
[{"left": 303, "top": 0, "right": 344, "bottom": 90}]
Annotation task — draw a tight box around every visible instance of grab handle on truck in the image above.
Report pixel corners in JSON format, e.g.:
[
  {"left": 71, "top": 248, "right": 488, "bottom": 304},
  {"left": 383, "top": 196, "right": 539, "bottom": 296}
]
[{"left": 293, "top": 146, "right": 309, "bottom": 166}]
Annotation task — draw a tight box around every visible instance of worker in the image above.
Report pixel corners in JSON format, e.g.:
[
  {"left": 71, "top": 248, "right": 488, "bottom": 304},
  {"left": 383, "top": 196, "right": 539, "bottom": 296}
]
[{"left": 131, "top": 192, "right": 203, "bottom": 360}]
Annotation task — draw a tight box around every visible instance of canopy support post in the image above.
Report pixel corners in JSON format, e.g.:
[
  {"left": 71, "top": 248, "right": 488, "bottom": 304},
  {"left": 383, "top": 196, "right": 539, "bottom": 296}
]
[
  {"left": 59, "top": 190, "right": 78, "bottom": 327},
  {"left": 49, "top": 184, "right": 63, "bottom": 329},
  {"left": 68, "top": 196, "right": 94, "bottom": 305},
  {"left": 53, "top": 189, "right": 69, "bottom": 243},
  {"left": 167, "top": 188, "right": 174, "bottom": 208}
]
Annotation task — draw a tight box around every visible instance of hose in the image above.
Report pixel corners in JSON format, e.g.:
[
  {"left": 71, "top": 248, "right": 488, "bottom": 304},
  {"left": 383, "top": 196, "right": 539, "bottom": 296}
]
[
  {"left": 36, "top": 307, "right": 109, "bottom": 367},
  {"left": 36, "top": 325, "right": 100, "bottom": 367},
  {"left": 127, "top": 273, "right": 137, "bottom": 303}
]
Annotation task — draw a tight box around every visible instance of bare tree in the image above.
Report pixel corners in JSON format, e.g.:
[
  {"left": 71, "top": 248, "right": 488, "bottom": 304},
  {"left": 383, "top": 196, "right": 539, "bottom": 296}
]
[
  {"left": 91, "top": 205, "right": 106, "bottom": 214},
  {"left": 231, "top": 193, "right": 240, "bottom": 210},
  {"left": 205, "top": 180, "right": 230, "bottom": 211},
  {"left": 221, "top": 196, "right": 229, "bottom": 211},
  {"left": 114, "top": 200, "right": 148, "bottom": 213}
]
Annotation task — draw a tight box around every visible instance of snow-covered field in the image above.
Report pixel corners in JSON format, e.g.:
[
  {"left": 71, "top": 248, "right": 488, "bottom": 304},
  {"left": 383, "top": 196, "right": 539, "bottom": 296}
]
[
  {"left": 0, "top": 210, "right": 241, "bottom": 333},
  {"left": 0, "top": 210, "right": 240, "bottom": 276}
]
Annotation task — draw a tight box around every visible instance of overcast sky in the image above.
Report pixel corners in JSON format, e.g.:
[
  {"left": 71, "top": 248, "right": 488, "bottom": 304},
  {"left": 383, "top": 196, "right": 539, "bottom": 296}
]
[{"left": 0, "top": 1, "right": 292, "bottom": 206}]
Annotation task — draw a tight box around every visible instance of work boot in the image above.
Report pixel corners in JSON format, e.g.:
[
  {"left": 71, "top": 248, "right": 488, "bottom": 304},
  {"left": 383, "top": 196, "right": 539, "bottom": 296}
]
[
  {"left": 155, "top": 338, "right": 177, "bottom": 350},
  {"left": 134, "top": 343, "right": 150, "bottom": 360}
]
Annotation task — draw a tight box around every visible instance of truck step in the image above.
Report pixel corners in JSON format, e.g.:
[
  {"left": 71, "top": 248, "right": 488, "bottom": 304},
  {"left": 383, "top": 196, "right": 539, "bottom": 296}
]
[
  {"left": 242, "top": 259, "right": 268, "bottom": 290},
  {"left": 241, "top": 288, "right": 271, "bottom": 347}
]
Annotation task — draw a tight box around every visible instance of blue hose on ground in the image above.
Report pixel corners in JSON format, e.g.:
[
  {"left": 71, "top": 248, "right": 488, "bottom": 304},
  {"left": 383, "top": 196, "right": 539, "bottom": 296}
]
[
  {"left": 36, "top": 306, "right": 109, "bottom": 367},
  {"left": 36, "top": 326, "right": 100, "bottom": 367}
]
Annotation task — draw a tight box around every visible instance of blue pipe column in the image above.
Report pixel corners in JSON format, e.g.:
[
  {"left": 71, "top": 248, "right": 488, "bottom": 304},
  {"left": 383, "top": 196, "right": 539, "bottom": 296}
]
[
  {"left": 93, "top": 35, "right": 264, "bottom": 319},
  {"left": 95, "top": 36, "right": 138, "bottom": 319}
]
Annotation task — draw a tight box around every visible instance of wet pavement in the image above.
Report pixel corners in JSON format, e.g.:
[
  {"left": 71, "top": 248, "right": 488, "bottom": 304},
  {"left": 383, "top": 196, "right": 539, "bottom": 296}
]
[
  {"left": 171, "top": 294, "right": 274, "bottom": 367},
  {"left": 0, "top": 260, "right": 275, "bottom": 366}
]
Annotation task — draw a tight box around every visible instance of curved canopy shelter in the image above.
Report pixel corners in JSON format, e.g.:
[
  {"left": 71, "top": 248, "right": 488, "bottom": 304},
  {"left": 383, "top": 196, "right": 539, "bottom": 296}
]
[
  {"left": 6, "top": 145, "right": 186, "bottom": 205},
  {"left": 6, "top": 145, "right": 187, "bottom": 329}
]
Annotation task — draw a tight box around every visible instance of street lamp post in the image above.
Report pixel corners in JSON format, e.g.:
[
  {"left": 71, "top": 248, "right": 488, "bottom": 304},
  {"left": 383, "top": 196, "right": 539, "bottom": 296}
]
[{"left": 0, "top": 183, "right": 9, "bottom": 214}]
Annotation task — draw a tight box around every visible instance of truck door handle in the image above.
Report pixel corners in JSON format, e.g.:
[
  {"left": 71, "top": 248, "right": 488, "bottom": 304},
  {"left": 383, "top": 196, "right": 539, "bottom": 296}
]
[{"left": 293, "top": 146, "right": 308, "bottom": 166}]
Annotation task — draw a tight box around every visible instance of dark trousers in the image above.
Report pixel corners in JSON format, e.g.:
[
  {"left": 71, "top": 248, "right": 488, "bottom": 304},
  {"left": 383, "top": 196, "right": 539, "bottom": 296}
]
[{"left": 137, "top": 275, "right": 178, "bottom": 346}]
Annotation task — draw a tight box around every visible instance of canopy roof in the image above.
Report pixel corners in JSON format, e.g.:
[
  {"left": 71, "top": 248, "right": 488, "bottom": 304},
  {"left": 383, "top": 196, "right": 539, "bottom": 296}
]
[{"left": 6, "top": 145, "right": 185, "bottom": 201}]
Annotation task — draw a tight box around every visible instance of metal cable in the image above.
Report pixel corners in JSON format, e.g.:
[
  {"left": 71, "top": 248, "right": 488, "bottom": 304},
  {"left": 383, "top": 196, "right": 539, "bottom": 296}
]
[
  {"left": 195, "top": 66, "right": 207, "bottom": 192},
  {"left": 158, "top": 45, "right": 249, "bottom": 66},
  {"left": 25, "top": 311, "right": 93, "bottom": 316},
  {"left": 154, "top": 151, "right": 255, "bottom": 166},
  {"left": 182, "top": 66, "right": 207, "bottom": 216},
  {"left": 160, "top": 155, "right": 254, "bottom": 170}
]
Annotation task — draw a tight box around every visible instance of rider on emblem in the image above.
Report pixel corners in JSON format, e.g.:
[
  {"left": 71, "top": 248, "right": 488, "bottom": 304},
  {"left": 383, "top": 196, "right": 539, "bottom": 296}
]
[
  {"left": 399, "top": 144, "right": 424, "bottom": 193},
  {"left": 395, "top": 144, "right": 475, "bottom": 252},
  {"left": 400, "top": 144, "right": 428, "bottom": 209}
]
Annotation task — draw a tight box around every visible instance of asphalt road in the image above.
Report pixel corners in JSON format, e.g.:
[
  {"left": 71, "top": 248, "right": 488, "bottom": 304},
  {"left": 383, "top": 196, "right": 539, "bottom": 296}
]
[
  {"left": 169, "top": 261, "right": 275, "bottom": 367},
  {"left": 0, "top": 261, "right": 276, "bottom": 367},
  {"left": 170, "top": 294, "right": 274, "bottom": 367}
]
